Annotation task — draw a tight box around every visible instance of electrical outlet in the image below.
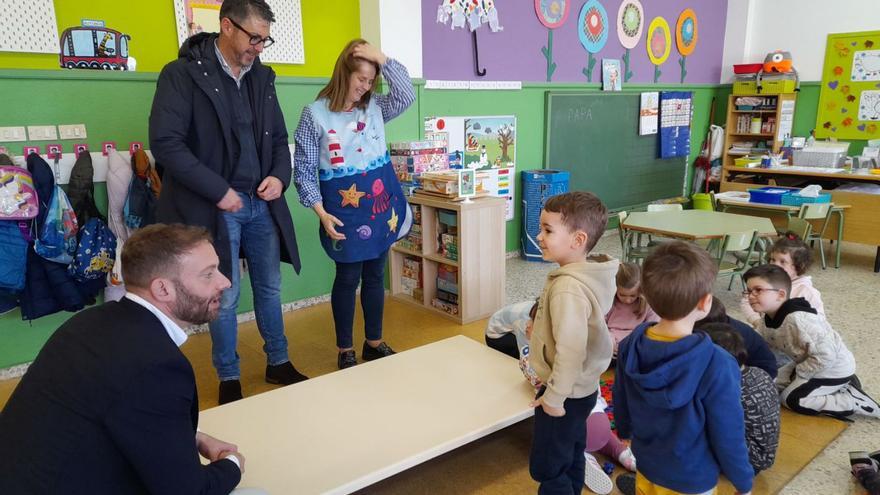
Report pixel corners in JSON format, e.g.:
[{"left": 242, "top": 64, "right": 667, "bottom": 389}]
[
  {"left": 27, "top": 125, "right": 58, "bottom": 141},
  {"left": 0, "top": 126, "right": 27, "bottom": 142},
  {"left": 58, "top": 124, "right": 88, "bottom": 140}
]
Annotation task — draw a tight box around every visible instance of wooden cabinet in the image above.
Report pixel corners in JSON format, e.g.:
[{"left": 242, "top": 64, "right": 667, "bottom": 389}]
[
  {"left": 721, "top": 93, "right": 797, "bottom": 173},
  {"left": 389, "top": 195, "right": 506, "bottom": 324}
]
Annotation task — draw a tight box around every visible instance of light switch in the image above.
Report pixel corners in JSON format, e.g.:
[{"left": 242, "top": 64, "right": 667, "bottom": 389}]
[
  {"left": 58, "top": 124, "right": 88, "bottom": 140},
  {"left": 0, "top": 126, "right": 27, "bottom": 142},
  {"left": 27, "top": 125, "right": 58, "bottom": 141}
]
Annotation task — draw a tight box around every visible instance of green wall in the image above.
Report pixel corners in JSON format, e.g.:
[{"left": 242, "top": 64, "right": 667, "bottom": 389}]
[{"left": 0, "top": 0, "right": 360, "bottom": 78}]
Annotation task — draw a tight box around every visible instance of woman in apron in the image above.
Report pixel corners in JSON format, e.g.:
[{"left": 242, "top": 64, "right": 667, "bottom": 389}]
[{"left": 293, "top": 39, "right": 414, "bottom": 369}]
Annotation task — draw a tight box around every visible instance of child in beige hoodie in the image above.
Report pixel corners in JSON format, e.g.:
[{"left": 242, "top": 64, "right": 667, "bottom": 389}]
[{"left": 528, "top": 191, "right": 618, "bottom": 494}]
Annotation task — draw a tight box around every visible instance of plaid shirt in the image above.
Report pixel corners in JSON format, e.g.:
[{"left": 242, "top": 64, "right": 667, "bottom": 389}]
[{"left": 293, "top": 58, "right": 414, "bottom": 208}]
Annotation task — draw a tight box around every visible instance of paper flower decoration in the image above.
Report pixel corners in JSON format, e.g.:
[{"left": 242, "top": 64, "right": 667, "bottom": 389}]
[
  {"left": 578, "top": 0, "right": 608, "bottom": 82},
  {"left": 647, "top": 16, "right": 671, "bottom": 82},
  {"left": 535, "top": 0, "right": 570, "bottom": 81},
  {"left": 535, "top": 0, "right": 570, "bottom": 29},
  {"left": 675, "top": 9, "right": 697, "bottom": 56},
  {"left": 617, "top": 0, "right": 643, "bottom": 82},
  {"left": 675, "top": 9, "right": 697, "bottom": 82}
]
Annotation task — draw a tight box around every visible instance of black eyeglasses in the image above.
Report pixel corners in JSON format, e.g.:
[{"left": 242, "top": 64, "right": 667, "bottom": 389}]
[
  {"left": 227, "top": 18, "right": 274, "bottom": 48},
  {"left": 742, "top": 287, "right": 783, "bottom": 297}
]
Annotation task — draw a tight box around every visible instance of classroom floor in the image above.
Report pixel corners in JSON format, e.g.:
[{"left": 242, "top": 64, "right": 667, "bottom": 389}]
[{"left": 0, "top": 234, "right": 876, "bottom": 494}]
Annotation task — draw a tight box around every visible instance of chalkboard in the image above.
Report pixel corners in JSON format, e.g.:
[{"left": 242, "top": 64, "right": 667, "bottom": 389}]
[{"left": 544, "top": 92, "right": 687, "bottom": 211}]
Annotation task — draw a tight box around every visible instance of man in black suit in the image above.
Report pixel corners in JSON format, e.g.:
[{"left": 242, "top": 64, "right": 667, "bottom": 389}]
[{"left": 0, "top": 224, "right": 247, "bottom": 494}]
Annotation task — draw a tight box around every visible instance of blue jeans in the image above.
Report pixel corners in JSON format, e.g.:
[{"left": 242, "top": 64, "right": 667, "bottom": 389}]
[
  {"left": 331, "top": 252, "right": 387, "bottom": 349},
  {"left": 209, "top": 193, "right": 288, "bottom": 381}
]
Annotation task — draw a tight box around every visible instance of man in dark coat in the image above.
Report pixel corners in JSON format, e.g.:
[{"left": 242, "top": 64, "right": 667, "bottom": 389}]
[
  {"left": 149, "top": 0, "right": 306, "bottom": 404},
  {"left": 0, "top": 224, "right": 245, "bottom": 494}
]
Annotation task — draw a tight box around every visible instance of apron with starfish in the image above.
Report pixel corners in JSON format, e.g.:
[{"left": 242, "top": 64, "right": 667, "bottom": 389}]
[{"left": 309, "top": 98, "right": 412, "bottom": 263}]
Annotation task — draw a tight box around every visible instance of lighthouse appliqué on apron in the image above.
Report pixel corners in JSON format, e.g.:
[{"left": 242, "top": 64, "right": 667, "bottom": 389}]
[{"left": 309, "top": 98, "right": 412, "bottom": 262}]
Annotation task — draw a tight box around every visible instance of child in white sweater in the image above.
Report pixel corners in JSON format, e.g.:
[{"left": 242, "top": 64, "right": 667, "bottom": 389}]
[{"left": 741, "top": 232, "right": 825, "bottom": 326}]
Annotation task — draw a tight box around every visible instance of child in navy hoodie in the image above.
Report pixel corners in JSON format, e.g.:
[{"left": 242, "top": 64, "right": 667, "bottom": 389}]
[{"left": 613, "top": 241, "right": 753, "bottom": 495}]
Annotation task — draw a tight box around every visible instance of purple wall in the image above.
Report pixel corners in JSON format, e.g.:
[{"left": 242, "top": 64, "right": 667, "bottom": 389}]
[{"left": 422, "top": 0, "right": 727, "bottom": 84}]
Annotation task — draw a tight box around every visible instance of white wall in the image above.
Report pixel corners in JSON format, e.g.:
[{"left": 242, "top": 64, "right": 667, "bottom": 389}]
[
  {"left": 359, "top": 0, "right": 423, "bottom": 78},
  {"left": 721, "top": 0, "right": 880, "bottom": 83}
]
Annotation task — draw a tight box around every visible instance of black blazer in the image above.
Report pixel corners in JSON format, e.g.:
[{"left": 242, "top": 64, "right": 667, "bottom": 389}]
[{"left": 0, "top": 298, "right": 240, "bottom": 494}]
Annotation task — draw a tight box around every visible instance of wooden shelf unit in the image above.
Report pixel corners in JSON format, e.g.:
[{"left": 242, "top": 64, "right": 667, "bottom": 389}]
[
  {"left": 389, "top": 195, "right": 506, "bottom": 324},
  {"left": 721, "top": 93, "right": 797, "bottom": 171}
]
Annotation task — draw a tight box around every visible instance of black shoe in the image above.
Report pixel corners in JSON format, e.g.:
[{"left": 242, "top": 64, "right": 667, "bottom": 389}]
[
  {"left": 219, "top": 379, "right": 242, "bottom": 405},
  {"left": 338, "top": 349, "right": 357, "bottom": 369},
  {"left": 362, "top": 341, "right": 396, "bottom": 361},
  {"left": 615, "top": 473, "right": 636, "bottom": 495},
  {"left": 265, "top": 362, "right": 308, "bottom": 385}
]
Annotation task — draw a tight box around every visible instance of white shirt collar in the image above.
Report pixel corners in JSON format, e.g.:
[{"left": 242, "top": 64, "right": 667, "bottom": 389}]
[
  {"left": 214, "top": 39, "right": 252, "bottom": 88},
  {"left": 124, "top": 293, "right": 188, "bottom": 347}
]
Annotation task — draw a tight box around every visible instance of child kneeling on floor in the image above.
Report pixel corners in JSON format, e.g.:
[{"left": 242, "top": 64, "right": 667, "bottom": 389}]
[
  {"left": 613, "top": 241, "right": 753, "bottom": 495},
  {"left": 743, "top": 264, "right": 880, "bottom": 419}
]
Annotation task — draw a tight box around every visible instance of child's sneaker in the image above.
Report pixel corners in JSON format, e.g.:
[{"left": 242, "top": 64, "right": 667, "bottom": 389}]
[
  {"left": 618, "top": 447, "right": 637, "bottom": 472},
  {"left": 846, "top": 384, "right": 880, "bottom": 418},
  {"left": 584, "top": 452, "right": 613, "bottom": 494}
]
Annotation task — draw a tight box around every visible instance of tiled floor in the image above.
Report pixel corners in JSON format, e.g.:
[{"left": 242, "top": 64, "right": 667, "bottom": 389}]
[{"left": 507, "top": 233, "right": 880, "bottom": 494}]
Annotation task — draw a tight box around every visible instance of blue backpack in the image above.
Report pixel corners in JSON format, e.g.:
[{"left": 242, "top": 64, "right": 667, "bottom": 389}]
[{"left": 68, "top": 217, "right": 117, "bottom": 282}]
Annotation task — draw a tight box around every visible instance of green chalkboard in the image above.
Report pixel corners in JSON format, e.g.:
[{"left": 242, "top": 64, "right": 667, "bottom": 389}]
[{"left": 544, "top": 92, "right": 687, "bottom": 211}]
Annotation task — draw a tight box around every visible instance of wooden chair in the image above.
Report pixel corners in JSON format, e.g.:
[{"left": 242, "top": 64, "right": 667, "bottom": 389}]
[
  {"left": 617, "top": 211, "right": 651, "bottom": 264},
  {"left": 714, "top": 230, "right": 760, "bottom": 290},
  {"left": 798, "top": 203, "right": 833, "bottom": 269}
]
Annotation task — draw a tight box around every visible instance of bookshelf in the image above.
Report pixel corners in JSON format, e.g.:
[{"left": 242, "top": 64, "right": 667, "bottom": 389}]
[
  {"left": 721, "top": 93, "right": 797, "bottom": 177},
  {"left": 390, "top": 195, "right": 506, "bottom": 324}
]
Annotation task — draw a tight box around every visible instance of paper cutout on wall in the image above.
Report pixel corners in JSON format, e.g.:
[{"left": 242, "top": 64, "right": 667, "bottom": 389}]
[
  {"left": 616, "top": 0, "right": 643, "bottom": 83},
  {"left": 602, "top": 59, "right": 622, "bottom": 91},
  {"left": 172, "top": 0, "right": 304, "bottom": 65},
  {"left": 464, "top": 116, "right": 516, "bottom": 169},
  {"left": 0, "top": 0, "right": 60, "bottom": 54},
  {"left": 577, "top": 0, "right": 608, "bottom": 82},
  {"left": 639, "top": 92, "right": 659, "bottom": 135},
  {"left": 659, "top": 91, "right": 692, "bottom": 158},
  {"left": 860, "top": 91, "right": 880, "bottom": 121},
  {"left": 675, "top": 9, "right": 698, "bottom": 83},
  {"left": 437, "top": 0, "right": 503, "bottom": 32},
  {"left": 646, "top": 17, "right": 671, "bottom": 83},
  {"left": 59, "top": 24, "right": 134, "bottom": 71},
  {"left": 852, "top": 50, "right": 880, "bottom": 82},
  {"left": 816, "top": 31, "right": 880, "bottom": 139},
  {"left": 535, "top": 0, "right": 570, "bottom": 81}
]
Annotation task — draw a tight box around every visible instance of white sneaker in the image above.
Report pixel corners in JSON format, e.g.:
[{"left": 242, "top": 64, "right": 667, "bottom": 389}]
[
  {"left": 584, "top": 452, "right": 613, "bottom": 494},
  {"left": 618, "top": 447, "right": 637, "bottom": 472},
  {"left": 847, "top": 384, "right": 880, "bottom": 418}
]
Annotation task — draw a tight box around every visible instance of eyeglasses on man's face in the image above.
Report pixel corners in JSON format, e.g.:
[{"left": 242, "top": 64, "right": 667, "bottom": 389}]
[
  {"left": 742, "top": 287, "right": 783, "bottom": 297},
  {"left": 227, "top": 17, "right": 274, "bottom": 48}
]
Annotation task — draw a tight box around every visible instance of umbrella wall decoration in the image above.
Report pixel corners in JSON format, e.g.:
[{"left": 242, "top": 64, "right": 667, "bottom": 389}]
[
  {"left": 578, "top": 0, "right": 609, "bottom": 82},
  {"left": 646, "top": 16, "right": 671, "bottom": 83},
  {"left": 675, "top": 8, "right": 698, "bottom": 83},
  {"left": 535, "top": 0, "right": 570, "bottom": 82},
  {"left": 616, "top": 0, "right": 643, "bottom": 83}
]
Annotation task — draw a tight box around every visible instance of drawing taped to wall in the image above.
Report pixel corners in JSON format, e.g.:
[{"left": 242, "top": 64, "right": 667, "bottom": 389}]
[{"left": 59, "top": 22, "right": 134, "bottom": 71}]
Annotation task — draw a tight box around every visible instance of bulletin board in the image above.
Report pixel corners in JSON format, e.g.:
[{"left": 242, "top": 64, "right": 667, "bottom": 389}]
[
  {"left": 0, "top": 0, "right": 60, "bottom": 54},
  {"left": 815, "top": 30, "right": 880, "bottom": 140},
  {"left": 173, "top": 0, "right": 304, "bottom": 65}
]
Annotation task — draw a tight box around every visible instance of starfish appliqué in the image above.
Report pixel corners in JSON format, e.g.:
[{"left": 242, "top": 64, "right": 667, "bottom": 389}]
[{"left": 339, "top": 183, "right": 366, "bottom": 208}]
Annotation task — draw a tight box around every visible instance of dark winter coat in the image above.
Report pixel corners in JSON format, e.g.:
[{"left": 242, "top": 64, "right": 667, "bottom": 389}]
[{"left": 149, "top": 33, "right": 300, "bottom": 277}]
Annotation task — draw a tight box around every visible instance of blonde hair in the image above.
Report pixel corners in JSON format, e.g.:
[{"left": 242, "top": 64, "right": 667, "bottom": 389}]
[
  {"left": 318, "top": 39, "right": 382, "bottom": 112},
  {"left": 616, "top": 262, "right": 648, "bottom": 317}
]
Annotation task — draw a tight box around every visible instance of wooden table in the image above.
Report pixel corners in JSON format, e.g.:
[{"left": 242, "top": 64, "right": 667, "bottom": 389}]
[
  {"left": 198, "top": 336, "right": 535, "bottom": 495},
  {"left": 715, "top": 193, "right": 850, "bottom": 268},
  {"left": 622, "top": 210, "right": 777, "bottom": 241}
]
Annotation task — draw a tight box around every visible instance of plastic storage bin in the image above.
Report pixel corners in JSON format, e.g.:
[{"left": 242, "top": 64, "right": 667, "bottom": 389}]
[
  {"left": 521, "top": 169, "right": 570, "bottom": 261},
  {"left": 748, "top": 187, "right": 793, "bottom": 204},
  {"left": 692, "top": 193, "right": 713, "bottom": 211},
  {"left": 780, "top": 192, "right": 832, "bottom": 206}
]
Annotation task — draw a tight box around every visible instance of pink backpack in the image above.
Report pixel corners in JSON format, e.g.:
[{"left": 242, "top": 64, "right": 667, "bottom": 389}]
[{"left": 0, "top": 166, "right": 39, "bottom": 220}]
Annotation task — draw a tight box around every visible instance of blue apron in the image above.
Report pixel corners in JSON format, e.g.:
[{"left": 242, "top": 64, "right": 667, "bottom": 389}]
[{"left": 308, "top": 98, "right": 411, "bottom": 263}]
